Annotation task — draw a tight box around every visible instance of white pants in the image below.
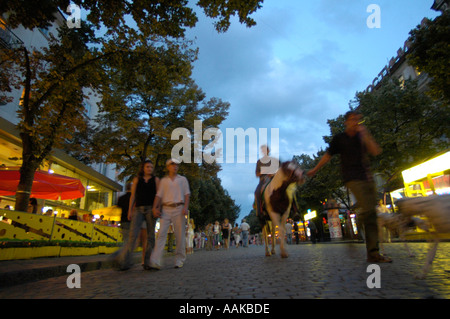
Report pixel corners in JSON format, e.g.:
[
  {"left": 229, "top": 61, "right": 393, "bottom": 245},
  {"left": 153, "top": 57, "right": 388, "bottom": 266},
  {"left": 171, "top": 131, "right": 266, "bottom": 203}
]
[{"left": 150, "top": 206, "right": 186, "bottom": 267}]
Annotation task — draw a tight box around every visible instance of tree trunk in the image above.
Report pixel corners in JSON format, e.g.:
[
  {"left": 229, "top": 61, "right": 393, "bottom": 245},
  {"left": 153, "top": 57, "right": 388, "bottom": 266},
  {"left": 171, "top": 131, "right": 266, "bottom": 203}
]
[{"left": 15, "top": 162, "right": 39, "bottom": 212}]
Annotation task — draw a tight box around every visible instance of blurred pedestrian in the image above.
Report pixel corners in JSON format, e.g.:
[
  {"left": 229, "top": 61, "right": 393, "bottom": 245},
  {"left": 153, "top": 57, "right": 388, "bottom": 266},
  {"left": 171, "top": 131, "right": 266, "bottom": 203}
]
[
  {"left": 117, "top": 183, "right": 132, "bottom": 243},
  {"left": 28, "top": 198, "right": 38, "bottom": 214},
  {"left": 293, "top": 221, "right": 300, "bottom": 244},
  {"left": 308, "top": 220, "right": 318, "bottom": 244},
  {"left": 222, "top": 218, "right": 231, "bottom": 249},
  {"left": 200, "top": 229, "right": 206, "bottom": 249},
  {"left": 112, "top": 160, "right": 159, "bottom": 271},
  {"left": 232, "top": 223, "right": 241, "bottom": 248},
  {"left": 68, "top": 209, "right": 79, "bottom": 221},
  {"left": 285, "top": 219, "right": 293, "bottom": 244},
  {"left": 151, "top": 159, "right": 190, "bottom": 269},
  {"left": 308, "top": 111, "right": 391, "bottom": 263},
  {"left": 240, "top": 218, "right": 250, "bottom": 247},
  {"left": 205, "top": 223, "right": 214, "bottom": 251},
  {"left": 186, "top": 218, "right": 195, "bottom": 254},
  {"left": 213, "top": 220, "right": 221, "bottom": 250}
]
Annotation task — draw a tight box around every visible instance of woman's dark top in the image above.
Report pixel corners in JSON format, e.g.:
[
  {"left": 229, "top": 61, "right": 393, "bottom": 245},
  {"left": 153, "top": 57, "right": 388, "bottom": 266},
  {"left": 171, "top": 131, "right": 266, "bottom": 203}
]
[{"left": 135, "top": 176, "right": 156, "bottom": 207}]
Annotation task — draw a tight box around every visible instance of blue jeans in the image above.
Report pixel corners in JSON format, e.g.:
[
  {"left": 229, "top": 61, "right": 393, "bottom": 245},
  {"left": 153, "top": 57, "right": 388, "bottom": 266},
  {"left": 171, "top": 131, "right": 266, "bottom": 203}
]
[
  {"left": 242, "top": 230, "right": 249, "bottom": 247},
  {"left": 113, "top": 205, "right": 156, "bottom": 269}
]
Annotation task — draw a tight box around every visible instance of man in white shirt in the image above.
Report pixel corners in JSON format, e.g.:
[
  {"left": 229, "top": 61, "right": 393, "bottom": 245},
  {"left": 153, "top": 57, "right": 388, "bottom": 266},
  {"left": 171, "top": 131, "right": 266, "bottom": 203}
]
[
  {"left": 150, "top": 159, "right": 190, "bottom": 269},
  {"left": 240, "top": 219, "right": 250, "bottom": 247}
]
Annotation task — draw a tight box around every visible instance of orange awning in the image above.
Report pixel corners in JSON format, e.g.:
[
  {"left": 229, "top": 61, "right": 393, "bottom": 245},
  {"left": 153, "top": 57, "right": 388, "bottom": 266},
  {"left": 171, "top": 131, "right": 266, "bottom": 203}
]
[{"left": 0, "top": 168, "right": 85, "bottom": 200}]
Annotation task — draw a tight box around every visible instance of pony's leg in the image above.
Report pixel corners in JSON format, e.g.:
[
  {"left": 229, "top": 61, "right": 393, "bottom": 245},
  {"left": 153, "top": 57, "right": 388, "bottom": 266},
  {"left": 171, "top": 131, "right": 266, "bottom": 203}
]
[
  {"left": 263, "top": 225, "right": 271, "bottom": 257},
  {"left": 270, "top": 221, "right": 276, "bottom": 255},
  {"left": 279, "top": 211, "right": 289, "bottom": 258},
  {"left": 269, "top": 211, "right": 288, "bottom": 258}
]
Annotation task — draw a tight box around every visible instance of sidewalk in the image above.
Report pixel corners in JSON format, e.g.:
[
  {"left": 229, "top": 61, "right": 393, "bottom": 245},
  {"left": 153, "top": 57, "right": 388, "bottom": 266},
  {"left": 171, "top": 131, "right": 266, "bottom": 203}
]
[
  {"left": 1, "top": 242, "right": 449, "bottom": 299},
  {"left": 0, "top": 240, "right": 362, "bottom": 288},
  {"left": 0, "top": 251, "right": 141, "bottom": 288}
]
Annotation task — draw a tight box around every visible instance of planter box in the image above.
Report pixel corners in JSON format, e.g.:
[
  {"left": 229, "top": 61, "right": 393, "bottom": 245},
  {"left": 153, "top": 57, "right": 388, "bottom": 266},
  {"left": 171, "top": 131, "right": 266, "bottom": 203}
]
[
  {"left": 0, "top": 246, "right": 61, "bottom": 261},
  {"left": 59, "top": 246, "right": 99, "bottom": 257}
]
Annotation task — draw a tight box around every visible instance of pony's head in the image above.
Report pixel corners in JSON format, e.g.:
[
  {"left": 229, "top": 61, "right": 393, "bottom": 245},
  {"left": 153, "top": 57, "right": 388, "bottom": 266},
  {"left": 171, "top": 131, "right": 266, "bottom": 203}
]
[{"left": 279, "top": 161, "right": 305, "bottom": 185}]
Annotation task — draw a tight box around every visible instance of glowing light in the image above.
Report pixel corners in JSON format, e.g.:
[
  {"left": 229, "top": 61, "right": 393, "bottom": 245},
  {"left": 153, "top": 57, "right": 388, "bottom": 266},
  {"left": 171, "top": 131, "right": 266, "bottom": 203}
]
[
  {"left": 304, "top": 209, "right": 317, "bottom": 221},
  {"left": 402, "top": 151, "right": 450, "bottom": 183}
]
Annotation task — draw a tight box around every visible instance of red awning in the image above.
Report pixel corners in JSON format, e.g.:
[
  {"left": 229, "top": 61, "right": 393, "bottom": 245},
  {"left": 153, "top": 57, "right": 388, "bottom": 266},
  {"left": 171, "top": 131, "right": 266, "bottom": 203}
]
[{"left": 0, "top": 168, "right": 85, "bottom": 200}]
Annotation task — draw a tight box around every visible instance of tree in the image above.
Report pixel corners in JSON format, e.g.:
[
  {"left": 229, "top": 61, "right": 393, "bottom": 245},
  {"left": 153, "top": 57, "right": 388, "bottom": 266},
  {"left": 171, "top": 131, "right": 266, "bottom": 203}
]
[
  {"left": 189, "top": 176, "right": 240, "bottom": 228},
  {"left": 0, "top": 0, "right": 263, "bottom": 36},
  {"left": 1, "top": 0, "right": 263, "bottom": 211},
  {"left": 355, "top": 78, "right": 449, "bottom": 190},
  {"left": 293, "top": 77, "right": 450, "bottom": 213},
  {"left": 407, "top": 10, "right": 450, "bottom": 107},
  {"left": 85, "top": 35, "right": 230, "bottom": 177},
  {"left": 0, "top": 23, "right": 110, "bottom": 211},
  {"left": 243, "top": 209, "right": 261, "bottom": 234}
]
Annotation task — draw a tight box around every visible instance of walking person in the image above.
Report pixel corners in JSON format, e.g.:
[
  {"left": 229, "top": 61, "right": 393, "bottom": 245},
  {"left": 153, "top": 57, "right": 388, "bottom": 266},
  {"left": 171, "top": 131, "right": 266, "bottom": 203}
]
[
  {"left": 293, "top": 221, "right": 300, "bottom": 244},
  {"left": 112, "top": 160, "right": 159, "bottom": 270},
  {"left": 186, "top": 218, "right": 195, "bottom": 254},
  {"left": 233, "top": 223, "right": 241, "bottom": 248},
  {"left": 308, "top": 220, "right": 318, "bottom": 244},
  {"left": 222, "top": 218, "right": 232, "bottom": 250},
  {"left": 117, "top": 183, "right": 132, "bottom": 242},
  {"left": 213, "top": 221, "right": 221, "bottom": 250},
  {"left": 285, "top": 219, "right": 293, "bottom": 245},
  {"left": 240, "top": 218, "right": 250, "bottom": 247},
  {"left": 205, "top": 223, "right": 214, "bottom": 251},
  {"left": 307, "top": 111, "right": 391, "bottom": 263},
  {"left": 150, "top": 159, "right": 190, "bottom": 269}
]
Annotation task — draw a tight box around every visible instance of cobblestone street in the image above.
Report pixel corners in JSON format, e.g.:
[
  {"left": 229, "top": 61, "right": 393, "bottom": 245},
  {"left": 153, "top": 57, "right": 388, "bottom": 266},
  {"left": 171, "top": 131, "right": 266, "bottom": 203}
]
[{"left": 0, "top": 241, "right": 449, "bottom": 301}]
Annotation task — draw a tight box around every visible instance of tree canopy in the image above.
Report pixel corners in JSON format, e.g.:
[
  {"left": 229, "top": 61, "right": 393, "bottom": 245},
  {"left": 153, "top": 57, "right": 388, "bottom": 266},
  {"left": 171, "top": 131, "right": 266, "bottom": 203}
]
[
  {"left": 293, "top": 77, "right": 449, "bottom": 216},
  {"left": 407, "top": 10, "right": 450, "bottom": 107},
  {"left": 0, "top": 0, "right": 263, "bottom": 213}
]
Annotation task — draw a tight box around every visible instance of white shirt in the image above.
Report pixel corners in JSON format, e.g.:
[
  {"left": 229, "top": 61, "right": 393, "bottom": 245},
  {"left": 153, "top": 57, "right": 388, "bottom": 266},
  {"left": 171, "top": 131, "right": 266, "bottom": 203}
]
[
  {"left": 240, "top": 222, "right": 250, "bottom": 231},
  {"left": 156, "top": 174, "right": 190, "bottom": 205}
]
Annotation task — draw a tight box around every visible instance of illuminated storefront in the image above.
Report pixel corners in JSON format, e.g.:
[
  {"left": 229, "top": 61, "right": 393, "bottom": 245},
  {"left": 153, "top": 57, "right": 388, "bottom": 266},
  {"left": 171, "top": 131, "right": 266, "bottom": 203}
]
[
  {"left": 401, "top": 150, "right": 450, "bottom": 197},
  {"left": 0, "top": 117, "right": 122, "bottom": 220}
]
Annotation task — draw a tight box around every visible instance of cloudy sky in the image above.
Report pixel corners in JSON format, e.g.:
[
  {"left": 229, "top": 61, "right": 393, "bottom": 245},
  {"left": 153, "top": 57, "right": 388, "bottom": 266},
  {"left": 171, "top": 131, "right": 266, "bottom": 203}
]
[{"left": 185, "top": 0, "right": 440, "bottom": 222}]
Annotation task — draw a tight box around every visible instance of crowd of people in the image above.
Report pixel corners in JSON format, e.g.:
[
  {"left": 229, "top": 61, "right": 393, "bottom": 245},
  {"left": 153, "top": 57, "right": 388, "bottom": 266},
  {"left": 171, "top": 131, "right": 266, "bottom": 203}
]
[{"left": 186, "top": 218, "right": 254, "bottom": 251}]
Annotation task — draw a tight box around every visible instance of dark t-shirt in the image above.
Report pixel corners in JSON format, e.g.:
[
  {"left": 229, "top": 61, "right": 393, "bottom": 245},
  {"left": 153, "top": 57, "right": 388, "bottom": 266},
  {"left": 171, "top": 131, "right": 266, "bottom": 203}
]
[
  {"left": 135, "top": 176, "right": 156, "bottom": 207},
  {"left": 117, "top": 192, "right": 131, "bottom": 223},
  {"left": 327, "top": 132, "right": 372, "bottom": 183}
]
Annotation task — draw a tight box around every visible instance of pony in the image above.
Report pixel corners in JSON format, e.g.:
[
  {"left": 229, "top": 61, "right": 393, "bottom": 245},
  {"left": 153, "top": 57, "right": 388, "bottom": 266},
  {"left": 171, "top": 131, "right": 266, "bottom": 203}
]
[
  {"left": 255, "top": 161, "right": 305, "bottom": 258},
  {"left": 396, "top": 194, "right": 450, "bottom": 279}
]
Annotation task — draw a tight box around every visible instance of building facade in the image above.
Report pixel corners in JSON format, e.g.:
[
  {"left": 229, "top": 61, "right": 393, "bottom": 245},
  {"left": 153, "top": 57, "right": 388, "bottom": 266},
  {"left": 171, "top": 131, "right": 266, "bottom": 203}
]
[
  {"left": 0, "top": 10, "right": 122, "bottom": 220},
  {"left": 365, "top": 0, "right": 448, "bottom": 94}
]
